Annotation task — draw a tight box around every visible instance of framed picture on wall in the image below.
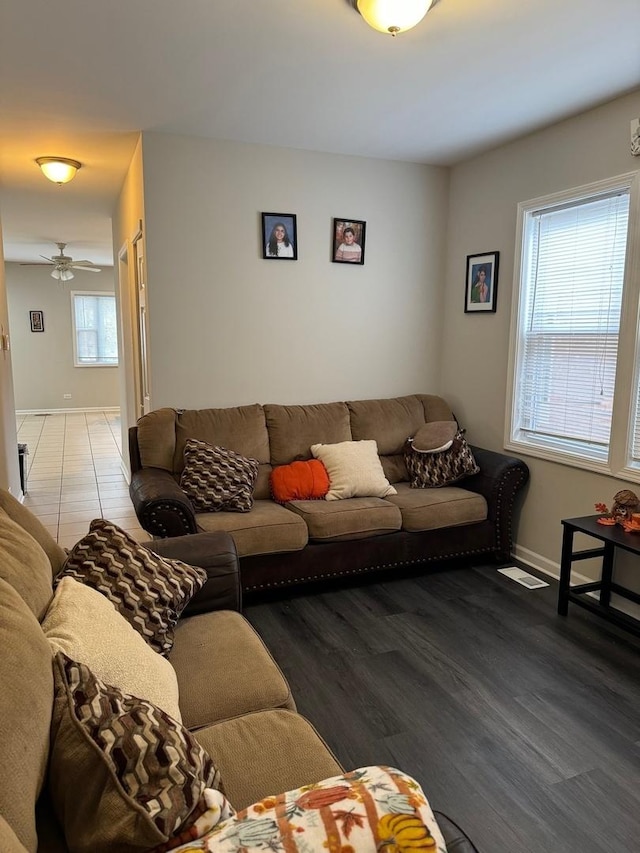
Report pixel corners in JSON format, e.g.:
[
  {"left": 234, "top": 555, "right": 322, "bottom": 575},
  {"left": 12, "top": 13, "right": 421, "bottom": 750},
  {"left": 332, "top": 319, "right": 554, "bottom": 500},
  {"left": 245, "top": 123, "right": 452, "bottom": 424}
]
[
  {"left": 332, "top": 218, "right": 366, "bottom": 265},
  {"left": 29, "top": 310, "right": 44, "bottom": 332},
  {"left": 464, "top": 251, "right": 499, "bottom": 313},
  {"left": 261, "top": 212, "right": 298, "bottom": 260}
]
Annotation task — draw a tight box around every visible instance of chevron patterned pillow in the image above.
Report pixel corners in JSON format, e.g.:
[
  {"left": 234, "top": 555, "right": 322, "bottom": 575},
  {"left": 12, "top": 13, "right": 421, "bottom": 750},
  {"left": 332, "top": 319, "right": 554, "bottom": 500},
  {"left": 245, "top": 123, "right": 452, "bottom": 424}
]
[
  {"left": 59, "top": 519, "right": 207, "bottom": 655},
  {"left": 180, "top": 439, "right": 259, "bottom": 513},
  {"left": 49, "top": 652, "right": 225, "bottom": 852}
]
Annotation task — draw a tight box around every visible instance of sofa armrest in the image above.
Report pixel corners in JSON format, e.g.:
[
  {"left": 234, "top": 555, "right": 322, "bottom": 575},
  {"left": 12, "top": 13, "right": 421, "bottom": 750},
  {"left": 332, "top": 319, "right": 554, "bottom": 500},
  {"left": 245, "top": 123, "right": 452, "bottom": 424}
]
[
  {"left": 129, "top": 468, "right": 198, "bottom": 537},
  {"left": 145, "top": 531, "right": 241, "bottom": 613},
  {"left": 433, "top": 812, "right": 479, "bottom": 852},
  {"left": 464, "top": 445, "right": 529, "bottom": 561}
]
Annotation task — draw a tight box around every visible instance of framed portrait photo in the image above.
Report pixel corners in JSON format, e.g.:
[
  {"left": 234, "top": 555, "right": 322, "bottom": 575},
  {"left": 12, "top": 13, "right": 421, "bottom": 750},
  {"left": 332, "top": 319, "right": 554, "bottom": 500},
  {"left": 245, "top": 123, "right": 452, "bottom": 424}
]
[
  {"left": 464, "top": 251, "right": 499, "bottom": 313},
  {"left": 261, "top": 212, "right": 298, "bottom": 260},
  {"left": 29, "top": 310, "right": 44, "bottom": 332},
  {"left": 332, "top": 218, "right": 366, "bottom": 265}
]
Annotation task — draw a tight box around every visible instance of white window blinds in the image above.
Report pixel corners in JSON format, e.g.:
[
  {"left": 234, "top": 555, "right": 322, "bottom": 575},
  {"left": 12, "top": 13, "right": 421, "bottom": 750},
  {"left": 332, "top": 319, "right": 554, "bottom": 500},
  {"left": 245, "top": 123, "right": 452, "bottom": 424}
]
[
  {"left": 72, "top": 293, "right": 119, "bottom": 366},
  {"left": 514, "top": 189, "right": 630, "bottom": 460}
]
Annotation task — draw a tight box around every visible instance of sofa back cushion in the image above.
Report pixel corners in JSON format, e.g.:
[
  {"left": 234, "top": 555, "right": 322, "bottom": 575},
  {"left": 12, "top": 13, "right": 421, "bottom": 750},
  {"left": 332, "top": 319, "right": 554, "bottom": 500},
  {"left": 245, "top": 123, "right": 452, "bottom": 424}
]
[
  {"left": 347, "top": 395, "right": 455, "bottom": 484},
  {"left": 173, "top": 405, "right": 271, "bottom": 499},
  {"left": 0, "top": 579, "right": 54, "bottom": 851},
  {"left": 0, "top": 487, "right": 67, "bottom": 577},
  {"left": 416, "top": 393, "right": 456, "bottom": 423},
  {"left": 0, "top": 507, "right": 53, "bottom": 621},
  {"left": 265, "top": 402, "right": 352, "bottom": 466},
  {"left": 136, "top": 407, "right": 178, "bottom": 472}
]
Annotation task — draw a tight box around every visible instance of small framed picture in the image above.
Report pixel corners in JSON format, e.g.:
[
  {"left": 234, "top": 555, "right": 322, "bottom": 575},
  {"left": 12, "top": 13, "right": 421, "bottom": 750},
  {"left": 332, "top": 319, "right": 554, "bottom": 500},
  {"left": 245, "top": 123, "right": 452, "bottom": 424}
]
[
  {"left": 332, "top": 218, "right": 366, "bottom": 265},
  {"left": 29, "top": 310, "right": 44, "bottom": 332},
  {"left": 261, "top": 213, "right": 298, "bottom": 260},
  {"left": 464, "top": 251, "right": 499, "bottom": 313}
]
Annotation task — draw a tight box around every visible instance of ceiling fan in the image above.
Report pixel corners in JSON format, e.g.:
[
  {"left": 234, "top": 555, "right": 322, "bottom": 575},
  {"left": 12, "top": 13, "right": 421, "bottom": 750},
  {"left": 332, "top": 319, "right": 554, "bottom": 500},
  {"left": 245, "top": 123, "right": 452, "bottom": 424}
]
[{"left": 20, "top": 242, "right": 102, "bottom": 281}]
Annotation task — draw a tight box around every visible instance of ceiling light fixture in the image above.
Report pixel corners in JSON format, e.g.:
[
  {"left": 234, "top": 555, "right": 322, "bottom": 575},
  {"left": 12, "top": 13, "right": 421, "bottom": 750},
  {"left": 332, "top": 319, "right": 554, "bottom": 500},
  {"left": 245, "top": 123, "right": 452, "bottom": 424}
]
[
  {"left": 35, "top": 157, "right": 82, "bottom": 185},
  {"left": 356, "top": 0, "right": 433, "bottom": 35},
  {"left": 51, "top": 267, "right": 74, "bottom": 282}
]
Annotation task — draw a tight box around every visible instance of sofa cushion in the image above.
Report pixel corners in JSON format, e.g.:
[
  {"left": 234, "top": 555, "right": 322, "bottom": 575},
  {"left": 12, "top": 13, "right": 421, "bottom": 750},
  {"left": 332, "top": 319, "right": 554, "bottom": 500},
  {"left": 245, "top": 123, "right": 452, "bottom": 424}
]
[
  {"left": 59, "top": 518, "right": 207, "bottom": 655},
  {"left": 386, "top": 482, "right": 487, "bottom": 532},
  {"left": 49, "top": 653, "right": 221, "bottom": 853},
  {"left": 170, "top": 610, "right": 296, "bottom": 731},
  {"left": 287, "top": 497, "right": 402, "bottom": 541},
  {"left": 180, "top": 439, "right": 259, "bottom": 512},
  {"left": 136, "top": 406, "right": 177, "bottom": 472},
  {"left": 416, "top": 393, "right": 457, "bottom": 423},
  {"left": 0, "top": 488, "right": 67, "bottom": 577},
  {"left": 195, "top": 500, "right": 308, "bottom": 558},
  {"left": 0, "top": 579, "right": 54, "bottom": 851},
  {"left": 264, "top": 402, "right": 352, "bottom": 466},
  {"left": 0, "top": 816, "right": 25, "bottom": 853},
  {"left": 270, "top": 459, "right": 330, "bottom": 503},
  {"left": 311, "top": 440, "right": 397, "bottom": 500},
  {"left": 347, "top": 394, "right": 427, "bottom": 455},
  {"left": 173, "top": 405, "right": 271, "bottom": 498},
  {"left": 0, "top": 506, "right": 53, "bottom": 620},
  {"left": 43, "top": 577, "right": 182, "bottom": 721},
  {"left": 194, "top": 709, "right": 342, "bottom": 811}
]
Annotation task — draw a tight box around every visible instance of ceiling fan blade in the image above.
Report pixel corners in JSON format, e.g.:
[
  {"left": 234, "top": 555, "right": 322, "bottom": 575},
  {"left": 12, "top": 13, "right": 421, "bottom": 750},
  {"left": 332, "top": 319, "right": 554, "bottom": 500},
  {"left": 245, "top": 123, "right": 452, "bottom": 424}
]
[
  {"left": 39, "top": 256, "right": 54, "bottom": 263},
  {"left": 71, "top": 264, "right": 101, "bottom": 272},
  {"left": 70, "top": 260, "right": 95, "bottom": 265},
  {"left": 19, "top": 261, "right": 54, "bottom": 266}
]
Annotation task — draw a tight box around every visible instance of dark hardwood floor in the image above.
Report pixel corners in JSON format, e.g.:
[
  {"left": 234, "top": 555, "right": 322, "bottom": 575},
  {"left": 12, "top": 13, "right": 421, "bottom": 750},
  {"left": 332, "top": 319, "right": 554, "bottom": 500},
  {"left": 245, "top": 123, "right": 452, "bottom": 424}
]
[{"left": 244, "top": 563, "right": 640, "bottom": 853}]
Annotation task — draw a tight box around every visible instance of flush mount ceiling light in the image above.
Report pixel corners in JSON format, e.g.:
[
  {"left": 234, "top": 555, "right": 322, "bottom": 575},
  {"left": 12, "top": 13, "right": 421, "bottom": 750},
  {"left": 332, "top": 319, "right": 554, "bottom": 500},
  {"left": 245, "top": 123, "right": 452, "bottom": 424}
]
[
  {"left": 35, "top": 157, "right": 82, "bottom": 185},
  {"left": 356, "top": 0, "right": 433, "bottom": 35}
]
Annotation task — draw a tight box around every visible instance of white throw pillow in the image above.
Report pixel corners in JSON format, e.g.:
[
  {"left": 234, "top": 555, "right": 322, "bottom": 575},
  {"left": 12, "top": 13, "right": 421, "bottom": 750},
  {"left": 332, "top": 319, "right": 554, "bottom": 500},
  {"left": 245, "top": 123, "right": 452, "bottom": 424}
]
[
  {"left": 310, "top": 439, "right": 397, "bottom": 501},
  {"left": 42, "top": 577, "right": 182, "bottom": 722}
]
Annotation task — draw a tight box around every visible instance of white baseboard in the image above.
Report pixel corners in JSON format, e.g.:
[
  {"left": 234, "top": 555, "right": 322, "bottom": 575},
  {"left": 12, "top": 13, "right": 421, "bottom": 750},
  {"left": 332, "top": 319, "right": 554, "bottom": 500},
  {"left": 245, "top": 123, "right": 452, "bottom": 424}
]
[
  {"left": 16, "top": 407, "right": 120, "bottom": 415},
  {"left": 513, "top": 544, "right": 562, "bottom": 579},
  {"left": 513, "top": 543, "right": 640, "bottom": 618}
]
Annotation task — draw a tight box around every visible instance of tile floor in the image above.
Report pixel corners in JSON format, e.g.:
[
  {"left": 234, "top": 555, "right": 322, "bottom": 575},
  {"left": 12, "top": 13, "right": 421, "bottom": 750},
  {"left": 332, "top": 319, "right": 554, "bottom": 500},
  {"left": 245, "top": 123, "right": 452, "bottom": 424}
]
[{"left": 16, "top": 410, "right": 149, "bottom": 549}]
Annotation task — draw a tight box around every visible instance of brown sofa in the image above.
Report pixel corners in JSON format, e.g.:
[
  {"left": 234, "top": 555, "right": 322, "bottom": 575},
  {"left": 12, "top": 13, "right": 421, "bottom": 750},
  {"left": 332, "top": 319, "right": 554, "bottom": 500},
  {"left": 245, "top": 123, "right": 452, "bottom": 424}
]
[
  {"left": 0, "top": 490, "right": 478, "bottom": 852},
  {"left": 0, "top": 491, "right": 341, "bottom": 852},
  {"left": 129, "top": 394, "right": 529, "bottom": 594}
]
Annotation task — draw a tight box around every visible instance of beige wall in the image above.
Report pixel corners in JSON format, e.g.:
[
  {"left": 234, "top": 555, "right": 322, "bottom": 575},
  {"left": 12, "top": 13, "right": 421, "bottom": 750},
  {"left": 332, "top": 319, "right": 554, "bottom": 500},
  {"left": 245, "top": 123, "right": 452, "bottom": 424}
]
[
  {"left": 5, "top": 264, "right": 119, "bottom": 411},
  {"left": 112, "top": 134, "right": 146, "bottom": 472},
  {"left": 0, "top": 221, "right": 21, "bottom": 494},
  {"left": 442, "top": 89, "right": 640, "bottom": 579},
  {"left": 140, "top": 132, "right": 449, "bottom": 410}
]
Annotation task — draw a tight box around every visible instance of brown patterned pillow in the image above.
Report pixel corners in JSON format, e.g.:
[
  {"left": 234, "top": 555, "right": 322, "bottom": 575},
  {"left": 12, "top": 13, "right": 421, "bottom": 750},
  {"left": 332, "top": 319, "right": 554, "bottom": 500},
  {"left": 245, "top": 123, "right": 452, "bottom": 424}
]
[
  {"left": 180, "top": 439, "right": 259, "bottom": 513},
  {"left": 404, "top": 428, "right": 480, "bottom": 488},
  {"left": 59, "top": 519, "right": 207, "bottom": 655},
  {"left": 49, "top": 653, "right": 221, "bottom": 852}
]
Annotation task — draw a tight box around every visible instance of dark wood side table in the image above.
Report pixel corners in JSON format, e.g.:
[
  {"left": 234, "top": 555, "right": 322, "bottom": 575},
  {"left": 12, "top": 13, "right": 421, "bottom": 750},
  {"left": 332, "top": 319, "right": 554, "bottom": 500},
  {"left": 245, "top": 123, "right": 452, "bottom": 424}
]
[{"left": 559, "top": 515, "right": 640, "bottom": 636}]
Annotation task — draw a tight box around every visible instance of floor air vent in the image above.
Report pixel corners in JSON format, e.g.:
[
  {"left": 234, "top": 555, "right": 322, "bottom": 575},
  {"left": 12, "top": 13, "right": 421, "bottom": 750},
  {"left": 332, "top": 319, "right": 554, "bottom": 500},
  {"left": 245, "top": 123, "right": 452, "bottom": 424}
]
[{"left": 497, "top": 567, "right": 549, "bottom": 589}]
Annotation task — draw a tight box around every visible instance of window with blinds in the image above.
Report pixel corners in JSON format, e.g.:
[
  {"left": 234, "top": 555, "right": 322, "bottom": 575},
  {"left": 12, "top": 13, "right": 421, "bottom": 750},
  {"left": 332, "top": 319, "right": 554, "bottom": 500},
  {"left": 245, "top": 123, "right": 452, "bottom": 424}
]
[
  {"left": 71, "top": 292, "right": 119, "bottom": 367},
  {"left": 509, "top": 181, "right": 632, "bottom": 465}
]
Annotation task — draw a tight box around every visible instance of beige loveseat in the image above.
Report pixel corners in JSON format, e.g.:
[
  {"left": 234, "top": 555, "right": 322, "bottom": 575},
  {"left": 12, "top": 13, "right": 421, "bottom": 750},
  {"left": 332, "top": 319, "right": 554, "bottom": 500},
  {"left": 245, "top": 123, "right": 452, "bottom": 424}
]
[
  {"left": 129, "top": 394, "right": 529, "bottom": 594},
  {"left": 0, "top": 490, "right": 341, "bottom": 852}
]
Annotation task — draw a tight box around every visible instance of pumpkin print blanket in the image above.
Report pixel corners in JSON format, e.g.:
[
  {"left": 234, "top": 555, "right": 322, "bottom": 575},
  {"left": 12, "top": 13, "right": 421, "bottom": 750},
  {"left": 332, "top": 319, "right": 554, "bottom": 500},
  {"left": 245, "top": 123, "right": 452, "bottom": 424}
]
[{"left": 158, "top": 765, "right": 448, "bottom": 853}]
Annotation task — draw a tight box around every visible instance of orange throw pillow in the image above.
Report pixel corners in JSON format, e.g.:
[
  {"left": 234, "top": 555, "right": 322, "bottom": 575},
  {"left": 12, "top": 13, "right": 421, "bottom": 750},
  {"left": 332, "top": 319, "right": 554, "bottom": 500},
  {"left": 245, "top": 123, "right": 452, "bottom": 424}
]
[{"left": 270, "top": 460, "right": 330, "bottom": 504}]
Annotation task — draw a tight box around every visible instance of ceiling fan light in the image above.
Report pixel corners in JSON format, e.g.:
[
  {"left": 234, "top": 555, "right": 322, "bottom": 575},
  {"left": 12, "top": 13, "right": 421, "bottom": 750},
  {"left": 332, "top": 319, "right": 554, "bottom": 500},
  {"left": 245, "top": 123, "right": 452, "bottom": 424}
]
[
  {"left": 356, "top": 0, "right": 432, "bottom": 34},
  {"left": 51, "top": 267, "right": 74, "bottom": 281},
  {"left": 36, "top": 157, "right": 81, "bottom": 185}
]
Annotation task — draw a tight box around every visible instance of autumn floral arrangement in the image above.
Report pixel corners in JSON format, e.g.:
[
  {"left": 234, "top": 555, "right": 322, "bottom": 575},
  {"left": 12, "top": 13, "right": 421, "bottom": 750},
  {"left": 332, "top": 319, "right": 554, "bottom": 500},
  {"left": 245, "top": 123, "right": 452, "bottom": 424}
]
[{"left": 595, "top": 489, "right": 640, "bottom": 530}]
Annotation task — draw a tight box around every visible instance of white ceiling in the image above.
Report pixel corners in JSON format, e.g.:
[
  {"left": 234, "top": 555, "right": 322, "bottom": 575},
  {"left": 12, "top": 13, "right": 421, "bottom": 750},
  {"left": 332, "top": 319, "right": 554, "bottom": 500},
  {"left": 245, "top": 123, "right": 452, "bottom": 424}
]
[{"left": 1, "top": 0, "right": 639, "bottom": 266}]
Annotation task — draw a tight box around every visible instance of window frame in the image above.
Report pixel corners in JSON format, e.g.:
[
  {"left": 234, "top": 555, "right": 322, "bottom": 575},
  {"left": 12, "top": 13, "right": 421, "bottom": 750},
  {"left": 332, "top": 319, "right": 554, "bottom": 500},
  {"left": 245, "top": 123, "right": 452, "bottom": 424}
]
[
  {"left": 505, "top": 170, "right": 640, "bottom": 480},
  {"left": 70, "top": 290, "right": 119, "bottom": 369}
]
